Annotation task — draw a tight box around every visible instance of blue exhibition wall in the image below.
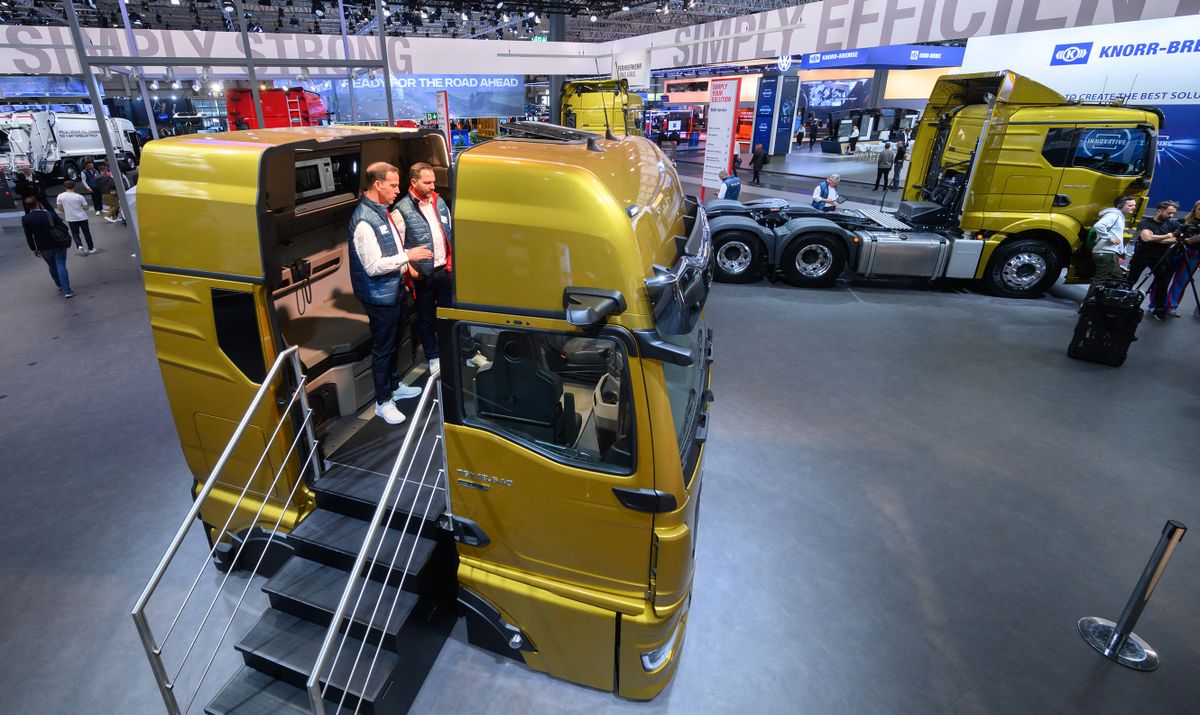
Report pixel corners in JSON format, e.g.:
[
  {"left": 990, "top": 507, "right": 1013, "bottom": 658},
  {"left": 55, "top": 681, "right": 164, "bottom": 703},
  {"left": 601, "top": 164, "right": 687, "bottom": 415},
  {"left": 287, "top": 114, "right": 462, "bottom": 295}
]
[
  {"left": 288, "top": 74, "right": 525, "bottom": 121},
  {"left": 1155, "top": 105, "right": 1200, "bottom": 207},
  {"left": 751, "top": 75, "right": 778, "bottom": 152}
]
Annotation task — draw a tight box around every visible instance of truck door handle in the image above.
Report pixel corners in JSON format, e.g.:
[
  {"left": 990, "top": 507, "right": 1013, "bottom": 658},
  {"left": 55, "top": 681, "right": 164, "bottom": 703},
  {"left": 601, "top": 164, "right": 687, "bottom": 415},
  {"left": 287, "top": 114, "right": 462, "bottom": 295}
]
[
  {"left": 1053, "top": 194, "right": 1071, "bottom": 207},
  {"left": 613, "top": 488, "right": 678, "bottom": 514}
]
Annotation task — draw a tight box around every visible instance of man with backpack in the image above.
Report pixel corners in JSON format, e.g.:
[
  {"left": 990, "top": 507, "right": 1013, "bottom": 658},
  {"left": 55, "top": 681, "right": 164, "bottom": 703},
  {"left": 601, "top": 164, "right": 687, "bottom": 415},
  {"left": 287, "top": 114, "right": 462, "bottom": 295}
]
[{"left": 1091, "top": 196, "right": 1137, "bottom": 284}]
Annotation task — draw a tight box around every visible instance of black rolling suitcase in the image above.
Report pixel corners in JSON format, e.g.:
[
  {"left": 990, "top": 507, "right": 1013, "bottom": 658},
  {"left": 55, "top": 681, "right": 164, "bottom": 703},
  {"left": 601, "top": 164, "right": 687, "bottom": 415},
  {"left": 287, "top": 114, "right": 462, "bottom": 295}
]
[{"left": 1067, "top": 282, "right": 1143, "bottom": 367}]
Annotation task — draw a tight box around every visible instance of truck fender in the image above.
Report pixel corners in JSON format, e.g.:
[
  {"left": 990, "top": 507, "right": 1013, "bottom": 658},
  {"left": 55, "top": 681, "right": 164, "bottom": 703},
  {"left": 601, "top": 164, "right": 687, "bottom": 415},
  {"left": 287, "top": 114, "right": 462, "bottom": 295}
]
[
  {"left": 776, "top": 218, "right": 861, "bottom": 269},
  {"left": 976, "top": 215, "right": 1077, "bottom": 279},
  {"left": 707, "top": 214, "right": 775, "bottom": 255}
]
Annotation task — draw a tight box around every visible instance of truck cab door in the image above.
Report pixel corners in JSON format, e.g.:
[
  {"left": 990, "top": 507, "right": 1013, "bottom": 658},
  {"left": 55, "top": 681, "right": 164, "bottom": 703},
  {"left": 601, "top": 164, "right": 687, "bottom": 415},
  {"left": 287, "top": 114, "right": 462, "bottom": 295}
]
[
  {"left": 443, "top": 319, "right": 654, "bottom": 598},
  {"left": 1045, "top": 125, "right": 1155, "bottom": 234}
]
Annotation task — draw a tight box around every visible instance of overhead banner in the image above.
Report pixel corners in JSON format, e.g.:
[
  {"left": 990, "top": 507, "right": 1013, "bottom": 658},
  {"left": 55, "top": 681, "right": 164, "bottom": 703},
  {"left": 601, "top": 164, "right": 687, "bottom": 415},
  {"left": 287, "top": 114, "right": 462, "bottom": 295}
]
[
  {"left": 961, "top": 14, "right": 1200, "bottom": 206},
  {"left": 606, "top": 0, "right": 1200, "bottom": 71},
  {"left": 293, "top": 74, "right": 524, "bottom": 121},
  {"left": 701, "top": 77, "right": 742, "bottom": 201},
  {"left": 612, "top": 49, "right": 650, "bottom": 88},
  {"left": 802, "top": 44, "right": 966, "bottom": 70}
]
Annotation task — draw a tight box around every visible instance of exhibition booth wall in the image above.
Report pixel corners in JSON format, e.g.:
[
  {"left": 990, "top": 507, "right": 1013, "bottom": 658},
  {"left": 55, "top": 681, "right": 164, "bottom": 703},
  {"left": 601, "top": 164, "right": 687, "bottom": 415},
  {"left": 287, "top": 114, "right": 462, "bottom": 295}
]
[{"left": 960, "top": 14, "right": 1200, "bottom": 206}]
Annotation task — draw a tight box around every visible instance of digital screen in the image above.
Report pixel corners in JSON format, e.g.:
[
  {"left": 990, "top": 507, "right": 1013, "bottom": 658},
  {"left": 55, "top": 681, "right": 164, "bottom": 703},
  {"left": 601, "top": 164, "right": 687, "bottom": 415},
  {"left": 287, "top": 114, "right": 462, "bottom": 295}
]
[{"left": 801, "top": 79, "right": 872, "bottom": 109}]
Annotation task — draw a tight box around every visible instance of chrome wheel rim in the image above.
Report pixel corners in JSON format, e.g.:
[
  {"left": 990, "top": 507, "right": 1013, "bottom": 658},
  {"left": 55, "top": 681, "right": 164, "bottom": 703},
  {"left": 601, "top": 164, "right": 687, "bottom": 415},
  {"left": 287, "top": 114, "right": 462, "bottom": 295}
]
[
  {"left": 796, "top": 244, "right": 833, "bottom": 278},
  {"left": 1001, "top": 252, "right": 1047, "bottom": 290},
  {"left": 716, "top": 241, "right": 753, "bottom": 275}
]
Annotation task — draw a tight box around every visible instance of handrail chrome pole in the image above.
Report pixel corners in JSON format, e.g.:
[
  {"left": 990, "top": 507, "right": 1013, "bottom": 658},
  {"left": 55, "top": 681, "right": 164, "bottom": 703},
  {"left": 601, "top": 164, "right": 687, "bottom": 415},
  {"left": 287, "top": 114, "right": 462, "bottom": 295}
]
[
  {"left": 434, "top": 370, "right": 455, "bottom": 527},
  {"left": 307, "top": 376, "right": 441, "bottom": 713},
  {"left": 131, "top": 346, "right": 299, "bottom": 619},
  {"left": 291, "top": 351, "right": 325, "bottom": 481},
  {"left": 133, "top": 611, "right": 180, "bottom": 715}
]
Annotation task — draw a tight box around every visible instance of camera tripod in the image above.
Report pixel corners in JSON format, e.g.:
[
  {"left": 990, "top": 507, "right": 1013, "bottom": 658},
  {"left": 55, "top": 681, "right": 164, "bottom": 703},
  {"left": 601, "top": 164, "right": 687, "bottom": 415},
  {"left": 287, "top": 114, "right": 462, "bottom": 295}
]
[{"left": 1130, "top": 237, "right": 1200, "bottom": 317}]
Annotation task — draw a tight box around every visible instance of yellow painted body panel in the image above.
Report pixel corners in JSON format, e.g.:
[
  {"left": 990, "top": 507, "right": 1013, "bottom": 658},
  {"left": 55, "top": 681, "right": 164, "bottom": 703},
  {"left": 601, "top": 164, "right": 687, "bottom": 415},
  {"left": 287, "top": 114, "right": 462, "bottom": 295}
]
[
  {"left": 563, "top": 79, "right": 645, "bottom": 136},
  {"left": 453, "top": 136, "right": 684, "bottom": 327},
  {"left": 143, "top": 270, "right": 313, "bottom": 535}
]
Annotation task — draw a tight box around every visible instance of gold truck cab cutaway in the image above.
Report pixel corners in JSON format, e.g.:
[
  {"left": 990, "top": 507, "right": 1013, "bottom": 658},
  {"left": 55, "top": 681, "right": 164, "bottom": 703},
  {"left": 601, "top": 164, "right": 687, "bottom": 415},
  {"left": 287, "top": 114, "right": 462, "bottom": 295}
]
[{"left": 137, "top": 123, "right": 708, "bottom": 699}]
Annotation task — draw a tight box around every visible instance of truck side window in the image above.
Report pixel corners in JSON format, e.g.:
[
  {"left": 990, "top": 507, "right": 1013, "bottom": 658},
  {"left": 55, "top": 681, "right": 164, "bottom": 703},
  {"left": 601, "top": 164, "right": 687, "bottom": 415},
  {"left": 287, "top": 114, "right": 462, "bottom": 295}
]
[
  {"left": 457, "top": 325, "right": 634, "bottom": 473},
  {"left": 1041, "top": 128, "right": 1074, "bottom": 167},
  {"left": 1070, "top": 128, "right": 1148, "bottom": 176}
]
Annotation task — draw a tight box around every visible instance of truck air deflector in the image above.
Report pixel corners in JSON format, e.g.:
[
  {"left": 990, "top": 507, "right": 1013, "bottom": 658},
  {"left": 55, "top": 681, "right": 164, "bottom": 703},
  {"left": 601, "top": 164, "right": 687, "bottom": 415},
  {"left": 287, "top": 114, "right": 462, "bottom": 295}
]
[{"left": 645, "top": 206, "right": 711, "bottom": 337}]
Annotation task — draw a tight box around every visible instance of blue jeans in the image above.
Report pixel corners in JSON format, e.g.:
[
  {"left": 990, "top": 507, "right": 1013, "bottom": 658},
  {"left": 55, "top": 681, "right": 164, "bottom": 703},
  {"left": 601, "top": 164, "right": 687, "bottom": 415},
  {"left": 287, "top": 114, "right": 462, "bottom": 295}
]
[{"left": 40, "top": 248, "right": 71, "bottom": 293}]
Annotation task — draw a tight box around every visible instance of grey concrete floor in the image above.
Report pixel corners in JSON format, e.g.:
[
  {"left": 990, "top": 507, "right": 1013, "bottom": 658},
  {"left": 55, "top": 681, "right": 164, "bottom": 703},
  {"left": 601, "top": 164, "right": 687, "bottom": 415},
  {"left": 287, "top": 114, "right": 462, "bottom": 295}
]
[{"left": 2, "top": 201, "right": 1198, "bottom": 714}]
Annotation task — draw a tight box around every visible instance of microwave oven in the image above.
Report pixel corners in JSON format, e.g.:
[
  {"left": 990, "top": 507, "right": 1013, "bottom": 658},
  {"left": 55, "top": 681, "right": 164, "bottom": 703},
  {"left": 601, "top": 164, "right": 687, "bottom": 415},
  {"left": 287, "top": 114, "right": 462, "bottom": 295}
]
[{"left": 295, "top": 156, "right": 337, "bottom": 200}]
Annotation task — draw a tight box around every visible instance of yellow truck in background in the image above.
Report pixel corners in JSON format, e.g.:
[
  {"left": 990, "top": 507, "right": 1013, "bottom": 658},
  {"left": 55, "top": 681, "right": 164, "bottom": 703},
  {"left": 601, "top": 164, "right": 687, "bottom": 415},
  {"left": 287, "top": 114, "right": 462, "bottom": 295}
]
[
  {"left": 562, "top": 78, "right": 646, "bottom": 137},
  {"left": 705, "top": 70, "right": 1160, "bottom": 297},
  {"left": 135, "top": 122, "right": 710, "bottom": 710}
]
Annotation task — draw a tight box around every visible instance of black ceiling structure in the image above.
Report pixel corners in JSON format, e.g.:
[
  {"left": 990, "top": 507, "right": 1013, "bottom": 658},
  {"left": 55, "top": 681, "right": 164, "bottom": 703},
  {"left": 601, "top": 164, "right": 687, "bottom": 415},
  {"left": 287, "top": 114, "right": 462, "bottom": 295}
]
[{"left": 0, "top": 0, "right": 808, "bottom": 42}]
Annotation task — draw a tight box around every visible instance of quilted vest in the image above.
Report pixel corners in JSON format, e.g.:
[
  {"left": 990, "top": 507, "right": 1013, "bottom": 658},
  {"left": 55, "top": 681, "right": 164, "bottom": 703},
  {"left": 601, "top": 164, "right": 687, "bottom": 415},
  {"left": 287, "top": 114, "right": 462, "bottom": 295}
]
[
  {"left": 347, "top": 195, "right": 403, "bottom": 306},
  {"left": 394, "top": 190, "right": 452, "bottom": 278}
]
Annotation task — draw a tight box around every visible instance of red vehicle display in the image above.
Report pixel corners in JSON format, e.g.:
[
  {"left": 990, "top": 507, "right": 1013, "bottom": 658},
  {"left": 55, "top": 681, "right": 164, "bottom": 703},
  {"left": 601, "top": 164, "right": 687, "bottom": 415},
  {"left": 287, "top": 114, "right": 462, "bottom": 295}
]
[{"left": 225, "top": 87, "right": 328, "bottom": 130}]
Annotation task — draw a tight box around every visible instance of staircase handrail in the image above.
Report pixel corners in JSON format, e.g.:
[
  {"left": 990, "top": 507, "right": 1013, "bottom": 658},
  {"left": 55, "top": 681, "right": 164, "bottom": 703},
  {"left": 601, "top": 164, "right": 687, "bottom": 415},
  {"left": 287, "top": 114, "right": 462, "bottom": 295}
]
[
  {"left": 131, "top": 345, "right": 322, "bottom": 714},
  {"left": 306, "top": 366, "right": 447, "bottom": 714}
]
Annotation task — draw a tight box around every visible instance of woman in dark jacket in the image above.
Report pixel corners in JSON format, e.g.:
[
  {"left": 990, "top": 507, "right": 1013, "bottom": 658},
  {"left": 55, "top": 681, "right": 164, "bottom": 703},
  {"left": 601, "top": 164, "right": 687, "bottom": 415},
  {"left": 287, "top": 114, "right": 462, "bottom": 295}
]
[{"left": 22, "top": 196, "right": 74, "bottom": 297}]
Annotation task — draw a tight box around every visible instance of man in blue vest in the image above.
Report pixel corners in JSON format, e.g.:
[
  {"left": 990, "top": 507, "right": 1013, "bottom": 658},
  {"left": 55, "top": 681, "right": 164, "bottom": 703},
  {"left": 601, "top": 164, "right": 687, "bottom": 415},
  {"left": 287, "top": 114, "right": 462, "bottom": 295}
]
[
  {"left": 348, "top": 162, "right": 434, "bottom": 425},
  {"left": 717, "top": 169, "right": 741, "bottom": 201},
  {"left": 811, "top": 173, "right": 840, "bottom": 212}
]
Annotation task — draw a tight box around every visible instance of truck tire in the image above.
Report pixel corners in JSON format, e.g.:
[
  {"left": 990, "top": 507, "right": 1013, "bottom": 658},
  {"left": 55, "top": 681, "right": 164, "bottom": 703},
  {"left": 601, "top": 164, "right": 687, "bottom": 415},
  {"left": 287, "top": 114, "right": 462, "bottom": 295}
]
[
  {"left": 712, "top": 231, "right": 764, "bottom": 283},
  {"left": 62, "top": 159, "right": 80, "bottom": 182},
  {"left": 983, "top": 238, "right": 1061, "bottom": 298},
  {"left": 781, "top": 234, "right": 845, "bottom": 288}
]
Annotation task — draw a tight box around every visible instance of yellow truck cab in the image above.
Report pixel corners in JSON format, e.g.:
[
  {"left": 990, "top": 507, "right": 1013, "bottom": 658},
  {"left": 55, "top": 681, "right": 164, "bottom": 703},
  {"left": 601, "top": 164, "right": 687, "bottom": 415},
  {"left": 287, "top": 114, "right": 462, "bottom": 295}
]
[
  {"left": 562, "top": 78, "right": 646, "bottom": 137},
  {"left": 135, "top": 122, "right": 710, "bottom": 708},
  {"left": 704, "top": 71, "right": 1160, "bottom": 297}
]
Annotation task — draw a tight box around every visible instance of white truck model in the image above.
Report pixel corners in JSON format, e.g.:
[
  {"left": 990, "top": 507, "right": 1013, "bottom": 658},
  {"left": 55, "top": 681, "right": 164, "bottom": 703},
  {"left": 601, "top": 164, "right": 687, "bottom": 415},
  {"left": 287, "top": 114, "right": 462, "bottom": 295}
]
[{"left": 0, "top": 111, "right": 140, "bottom": 181}]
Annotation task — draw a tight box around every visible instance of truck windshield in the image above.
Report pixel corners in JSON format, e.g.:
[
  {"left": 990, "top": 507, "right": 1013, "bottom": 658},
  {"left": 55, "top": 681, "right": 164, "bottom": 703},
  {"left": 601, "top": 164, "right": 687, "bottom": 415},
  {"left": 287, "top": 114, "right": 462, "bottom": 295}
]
[{"left": 657, "top": 317, "right": 708, "bottom": 456}]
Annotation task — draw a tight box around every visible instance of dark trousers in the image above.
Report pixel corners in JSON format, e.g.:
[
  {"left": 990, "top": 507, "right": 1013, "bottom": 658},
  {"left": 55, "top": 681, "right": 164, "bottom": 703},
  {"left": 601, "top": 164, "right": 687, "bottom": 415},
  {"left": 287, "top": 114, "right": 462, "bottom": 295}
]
[
  {"left": 363, "top": 300, "right": 406, "bottom": 405},
  {"left": 89, "top": 189, "right": 103, "bottom": 213},
  {"left": 40, "top": 248, "right": 71, "bottom": 293},
  {"left": 848, "top": 138, "right": 858, "bottom": 152},
  {"left": 1126, "top": 248, "right": 1171, "bottom": 312},
  {"left": 414, "top": 268, "right": 453, "bottom": 361},
  {"left": 891, "top": 162, "right": 903, "bottom": 189},
  {"left": 751, "top": 167, "right": 761, "bottom": 184},
  {"left": 69, "top": 220, "right": 93, "bottom": 250},
  {"left": 808, "top": 134, "right": 817, "bottom": 150},
  {"left": 874, "top": 168, "right": 891, "bottom": 190}
]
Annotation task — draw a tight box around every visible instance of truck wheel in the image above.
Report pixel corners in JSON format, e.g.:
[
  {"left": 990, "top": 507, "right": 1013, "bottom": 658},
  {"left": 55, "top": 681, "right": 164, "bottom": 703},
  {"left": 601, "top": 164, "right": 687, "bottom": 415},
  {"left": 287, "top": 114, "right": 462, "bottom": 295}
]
[
  {"left": 984, "top": 239, "right": 1061, "bottom": 298},
  {"left": 781, "top": 235, "right": 845, "bottom": 288},
  {"left": 712, "top": 232, "right": 763, "bottom": 283},
  {"left": 62, "top": 160, "right": 80, "bottom": 182}
]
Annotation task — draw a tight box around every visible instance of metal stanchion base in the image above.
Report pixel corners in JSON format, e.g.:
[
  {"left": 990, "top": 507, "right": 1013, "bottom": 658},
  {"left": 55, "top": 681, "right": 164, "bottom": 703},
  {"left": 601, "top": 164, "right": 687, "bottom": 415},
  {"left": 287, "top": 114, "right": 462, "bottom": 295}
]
[{"left": 1077, "top": 617, "right": 1160, "bottom": 671}]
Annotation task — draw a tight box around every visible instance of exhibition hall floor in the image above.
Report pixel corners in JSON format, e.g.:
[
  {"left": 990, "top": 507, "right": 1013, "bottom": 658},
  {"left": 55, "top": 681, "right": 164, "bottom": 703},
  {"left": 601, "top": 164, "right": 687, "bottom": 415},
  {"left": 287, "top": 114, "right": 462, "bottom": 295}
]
[{"left": 1, "top": 213, "right": 1197, "bottom": 714}]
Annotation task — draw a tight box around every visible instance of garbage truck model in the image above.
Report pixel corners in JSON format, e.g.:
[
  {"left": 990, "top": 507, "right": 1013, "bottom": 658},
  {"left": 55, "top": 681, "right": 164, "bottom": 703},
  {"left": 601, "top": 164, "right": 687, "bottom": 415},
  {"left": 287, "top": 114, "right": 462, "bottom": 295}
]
[
  {"left": 562, "top": 78, "right": 645, "bottom": 136},
  {"left": 135, "top": 122, "right": 710, "bottom": 708},
  {"left": 0, "top": 110, "right": 140, "bottom": 180},
  {"left": 705, "top": 70, "right": 1160, "bottom": 297}
]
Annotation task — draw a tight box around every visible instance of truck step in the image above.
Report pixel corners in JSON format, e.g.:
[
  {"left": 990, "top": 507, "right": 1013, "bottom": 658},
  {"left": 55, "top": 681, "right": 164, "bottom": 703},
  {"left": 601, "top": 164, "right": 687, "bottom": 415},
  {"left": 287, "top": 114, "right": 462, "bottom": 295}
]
[
  {"left": 311, "top": 463, "right": 447, "bottom": 525},
  {"left": 234, "top": 610, "right": 398, "bottom": 715},
  {"left": 287, "top": 509, "right": 442, "bottom": 591},
  {"left": 204, "top": 666, "right": 321, "bottom": 715},
  {"left": 263, "top": 556, "right": 418, "bottom": 651}
]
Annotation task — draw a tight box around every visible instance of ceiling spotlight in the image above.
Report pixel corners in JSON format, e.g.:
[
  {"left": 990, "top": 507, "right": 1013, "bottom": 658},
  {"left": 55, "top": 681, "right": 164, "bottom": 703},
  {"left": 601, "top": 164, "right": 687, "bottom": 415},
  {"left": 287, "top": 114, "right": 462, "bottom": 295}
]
[
  {"left": 170, "top": 94, "right": 177, "bottom": 100},
  {"left": 589, "top": 14, "right": 596, "bottom": 21},
  {"left": 222, "top": 1, "right": 233, "bottom": 13},
  {"left": 621, "top": 4, "right": 629, "bottom": 9},
  {"left": 192, "top": 80, "right": 201, "bottom": 91},
  {"left": 149, "top": 79, "right": 159, "bottom": 90},
  {"left": 526, "top": 10, "right": 534, "bottom": 17},
  {"left": 495, "top": 1, "right": 503, "bottom": 8},
  {"left": 534, "top": 14, "right": 540, "bottom": 23},
  {"left": 382, "top": 7, "right": 390, "bottom": 16},
  {"left": 420, "top": 9, "right": 428, "bottom": 18},
  {"left": 201, "top": 66, "right": 211, "bottom": 80},
  {"left": 211, "top": 80, "right": 224, "bottom": 91},
  {"left": 460, "top": 11, "right": 468, "bottom": 21}
]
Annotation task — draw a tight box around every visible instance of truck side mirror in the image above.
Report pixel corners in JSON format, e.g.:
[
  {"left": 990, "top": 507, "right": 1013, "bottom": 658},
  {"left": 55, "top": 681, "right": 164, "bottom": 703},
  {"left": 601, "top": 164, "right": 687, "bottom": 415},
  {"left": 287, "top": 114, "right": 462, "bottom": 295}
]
[{"left": 564, "top": 287, "right": 626, "bottom": 329}]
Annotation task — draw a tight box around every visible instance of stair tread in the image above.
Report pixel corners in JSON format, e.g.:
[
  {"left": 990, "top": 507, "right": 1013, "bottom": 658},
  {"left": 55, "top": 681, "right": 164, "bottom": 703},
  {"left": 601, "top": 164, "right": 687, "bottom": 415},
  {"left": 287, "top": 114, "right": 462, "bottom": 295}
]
[
  {"left": 236, "top": 610, "right": 398, "bottom": 702},
  {"left": 263, "top": 556, "right": 418, "bottom": 639},
  {"left": 205, "top": 666, "right": 314, "bottom": 715},
  {"left": 289, "top": 509, "right": 439, "bottom": 575},
  {"left": 312, "top": 464, "right": 447, "bottom": 516}
]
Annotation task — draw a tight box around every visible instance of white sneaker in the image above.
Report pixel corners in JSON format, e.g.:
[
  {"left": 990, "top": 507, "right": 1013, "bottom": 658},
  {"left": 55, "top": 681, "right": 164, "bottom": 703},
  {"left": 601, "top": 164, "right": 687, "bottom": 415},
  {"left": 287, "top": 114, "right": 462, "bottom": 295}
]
[
  {"left": 104, "top": 217, "right": 117, "bottom": 223},
  {"left": 466, "top": 352, "right": 491, "bottom": 369},
  {"left": 428, "top": 357, "right": 440, "bottom": 375},
  {"left": 88, "top": 248, "right": 97, "bottom": 254},
  {"left": 374, "top": 401, "right": 407, "bottom": 425},
  {"left": 392, "top": 383, "right": 422, "bottom": 401},
  {"left": 76, "top": 246, "right": 88, "bottom": 255},
  {"left": 94, "top": 209, "right": 101, "bottom": 215}
]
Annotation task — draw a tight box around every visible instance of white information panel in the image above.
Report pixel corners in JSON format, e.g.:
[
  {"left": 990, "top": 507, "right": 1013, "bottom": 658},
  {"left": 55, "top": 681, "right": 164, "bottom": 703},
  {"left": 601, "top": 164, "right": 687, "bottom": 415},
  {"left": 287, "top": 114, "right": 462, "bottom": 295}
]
[
  {"left": 701, "top": 77, "right": 742, "bottom": 202},
  {"left": 436, "top": 89, "right": 452, "bottom": 157}
]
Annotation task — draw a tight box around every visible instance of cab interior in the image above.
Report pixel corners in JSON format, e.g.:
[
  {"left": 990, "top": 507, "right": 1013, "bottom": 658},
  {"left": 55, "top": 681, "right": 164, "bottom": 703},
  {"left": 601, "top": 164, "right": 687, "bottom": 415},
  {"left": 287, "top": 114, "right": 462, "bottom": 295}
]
[{"left": 259, "top": 132, "right": 449, "bottom": 434}]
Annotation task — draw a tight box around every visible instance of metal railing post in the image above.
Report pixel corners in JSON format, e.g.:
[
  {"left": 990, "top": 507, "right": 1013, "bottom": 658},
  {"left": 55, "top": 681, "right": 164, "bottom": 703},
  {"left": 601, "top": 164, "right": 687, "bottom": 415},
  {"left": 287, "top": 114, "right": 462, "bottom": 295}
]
[
  {"left": 1078, "top": 519, "right": 1187, "bottom": 671},
  {"left": 290, "top": 351, "right": 324, "bottom": 481},
  {"left": 434, "top": 368, "right": 454, "bottom": 528},
  {"left": 132, "top": 611, "right": 180, "bottom": 715}
]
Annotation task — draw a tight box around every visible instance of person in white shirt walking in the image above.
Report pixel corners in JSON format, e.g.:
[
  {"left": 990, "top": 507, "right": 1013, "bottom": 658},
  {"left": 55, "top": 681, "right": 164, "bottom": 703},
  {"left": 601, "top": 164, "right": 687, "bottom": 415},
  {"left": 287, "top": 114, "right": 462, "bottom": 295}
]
[
  {"left": 1091, "top": 195, "right": 1136, "bottom": 285},
  {"left": 56, "top": 180, "right": 95, "bottom": 255}
]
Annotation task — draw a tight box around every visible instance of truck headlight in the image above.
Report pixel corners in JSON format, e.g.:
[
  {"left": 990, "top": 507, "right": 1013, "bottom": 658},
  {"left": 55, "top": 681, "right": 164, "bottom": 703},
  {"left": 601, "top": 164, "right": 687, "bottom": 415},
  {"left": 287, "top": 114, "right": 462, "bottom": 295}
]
[{"left": 640, "top": 618, "right": 683, "bottom": 672}]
